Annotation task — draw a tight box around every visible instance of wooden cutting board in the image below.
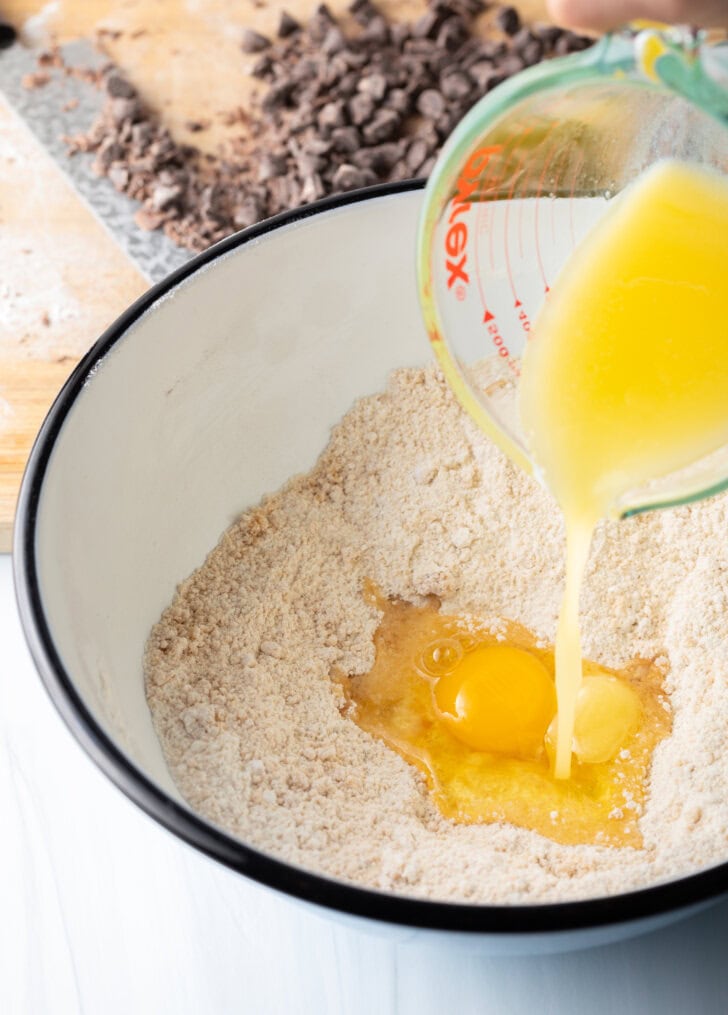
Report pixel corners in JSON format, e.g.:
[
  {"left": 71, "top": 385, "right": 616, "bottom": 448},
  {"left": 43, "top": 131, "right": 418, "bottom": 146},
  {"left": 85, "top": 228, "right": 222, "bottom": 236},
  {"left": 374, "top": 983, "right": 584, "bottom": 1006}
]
[{"left": 0, "top": 0, "right": 549, "bottom": 552}]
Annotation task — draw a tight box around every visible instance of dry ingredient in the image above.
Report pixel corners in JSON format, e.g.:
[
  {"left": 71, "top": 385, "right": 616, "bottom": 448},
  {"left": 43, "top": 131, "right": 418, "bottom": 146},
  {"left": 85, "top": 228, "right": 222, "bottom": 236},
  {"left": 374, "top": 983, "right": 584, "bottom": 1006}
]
[
  {"left": 59, "top": 1, "right": 591, "bottom": 251},
  {"left": 145, "top": 366, "right": 728, "bottom": 903}
]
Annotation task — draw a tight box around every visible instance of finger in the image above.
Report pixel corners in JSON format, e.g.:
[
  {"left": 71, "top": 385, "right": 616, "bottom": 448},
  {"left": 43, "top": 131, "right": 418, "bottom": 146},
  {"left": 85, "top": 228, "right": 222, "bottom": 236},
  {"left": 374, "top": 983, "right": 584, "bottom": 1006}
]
[{"left": 547, "top": 0, "right": 728, "bottom": 31}]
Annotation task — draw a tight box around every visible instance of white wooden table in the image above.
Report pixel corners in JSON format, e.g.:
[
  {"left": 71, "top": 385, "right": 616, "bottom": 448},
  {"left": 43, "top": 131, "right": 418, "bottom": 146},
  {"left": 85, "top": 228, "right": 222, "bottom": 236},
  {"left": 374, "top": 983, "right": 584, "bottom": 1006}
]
[{"left": 2, "top": 551, "right": 728, "bottom": 1014}]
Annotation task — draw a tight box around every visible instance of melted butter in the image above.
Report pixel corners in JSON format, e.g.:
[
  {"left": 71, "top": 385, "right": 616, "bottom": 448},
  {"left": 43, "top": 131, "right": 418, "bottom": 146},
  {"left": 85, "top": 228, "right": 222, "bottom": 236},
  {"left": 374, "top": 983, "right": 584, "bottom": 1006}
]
[
  {"left": 340, "top": 591, "right": 670, "bottom": 848},
  {"left": 520, "top": 160, "right": 728, "bottom": 778}
]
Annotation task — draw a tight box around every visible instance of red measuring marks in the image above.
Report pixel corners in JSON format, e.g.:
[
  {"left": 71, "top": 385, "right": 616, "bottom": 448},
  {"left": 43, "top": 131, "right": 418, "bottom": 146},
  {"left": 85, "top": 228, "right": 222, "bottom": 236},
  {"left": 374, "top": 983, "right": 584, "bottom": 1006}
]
[
  {"left": 531, "top": 125, "right": 563, "bottom": 297},
  {"left": 503, "top": 127, "right": 533, "bottom": 330},
  {"left": 568, "top": 148, "right": 585, "bottom": 251},
  {"left": 473, "top": 158, "right": 518, "bottom": 370}
]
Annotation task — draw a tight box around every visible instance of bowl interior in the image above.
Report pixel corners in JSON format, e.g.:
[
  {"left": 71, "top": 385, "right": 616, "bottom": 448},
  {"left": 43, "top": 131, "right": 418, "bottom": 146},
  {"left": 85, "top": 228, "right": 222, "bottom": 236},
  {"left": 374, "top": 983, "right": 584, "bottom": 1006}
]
[
  {"left": 32, "top": 190, "right": 427, "bottom": 797},
  {"left": 20, "top": 186, "right": 728, "bottom": 943}
]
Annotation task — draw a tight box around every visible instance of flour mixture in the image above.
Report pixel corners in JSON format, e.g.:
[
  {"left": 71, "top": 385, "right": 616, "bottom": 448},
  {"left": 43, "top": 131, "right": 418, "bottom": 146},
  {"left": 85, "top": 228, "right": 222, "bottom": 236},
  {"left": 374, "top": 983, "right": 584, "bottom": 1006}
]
[{"left": 145, "top": 366, "right": 728, "bottom": 903}]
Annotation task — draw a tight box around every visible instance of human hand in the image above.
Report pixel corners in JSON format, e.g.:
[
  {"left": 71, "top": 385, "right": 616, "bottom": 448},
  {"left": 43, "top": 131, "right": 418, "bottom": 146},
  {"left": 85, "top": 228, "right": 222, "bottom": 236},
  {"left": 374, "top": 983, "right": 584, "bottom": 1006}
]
[{"left": 547, "top": 0, "right": 728, "bottom": 31}]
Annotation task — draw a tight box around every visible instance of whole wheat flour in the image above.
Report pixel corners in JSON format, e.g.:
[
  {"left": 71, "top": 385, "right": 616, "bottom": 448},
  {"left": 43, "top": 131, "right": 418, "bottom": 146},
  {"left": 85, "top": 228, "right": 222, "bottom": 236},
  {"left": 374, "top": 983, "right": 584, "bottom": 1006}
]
[{"left": 145, "top": 366, "right": 728, "bottom": 903}]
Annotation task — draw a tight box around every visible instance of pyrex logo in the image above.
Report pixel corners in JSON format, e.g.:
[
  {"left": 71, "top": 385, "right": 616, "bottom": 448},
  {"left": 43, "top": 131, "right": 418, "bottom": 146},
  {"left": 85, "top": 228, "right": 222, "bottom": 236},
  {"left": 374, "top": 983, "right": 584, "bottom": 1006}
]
[{"left": 444, "top": 145, "right": 501, "bottom": 291}]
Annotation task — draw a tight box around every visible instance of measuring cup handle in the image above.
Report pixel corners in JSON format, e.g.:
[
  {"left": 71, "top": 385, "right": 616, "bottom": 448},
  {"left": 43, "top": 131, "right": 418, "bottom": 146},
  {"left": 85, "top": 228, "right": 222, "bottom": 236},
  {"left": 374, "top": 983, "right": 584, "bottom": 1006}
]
[{"left": 632, "top": 26, "right": 728, "bottom": 123}]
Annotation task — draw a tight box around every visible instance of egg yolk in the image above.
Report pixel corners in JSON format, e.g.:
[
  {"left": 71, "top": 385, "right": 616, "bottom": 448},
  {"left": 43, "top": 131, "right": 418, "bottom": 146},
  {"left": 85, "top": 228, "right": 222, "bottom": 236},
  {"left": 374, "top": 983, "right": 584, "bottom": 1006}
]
[
  {"left": 434, "top": 645, "right": 556, "bottom": 758},
  {"left": 340, "top": 588, "right": 671, "bottom": 847}
]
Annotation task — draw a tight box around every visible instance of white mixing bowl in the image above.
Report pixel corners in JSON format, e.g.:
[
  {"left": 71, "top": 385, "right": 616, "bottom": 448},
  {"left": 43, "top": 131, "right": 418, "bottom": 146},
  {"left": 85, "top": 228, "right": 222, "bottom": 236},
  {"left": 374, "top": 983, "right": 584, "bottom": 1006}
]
[{"left": 13, "top": 183, "right": 727, "bottom": 953}]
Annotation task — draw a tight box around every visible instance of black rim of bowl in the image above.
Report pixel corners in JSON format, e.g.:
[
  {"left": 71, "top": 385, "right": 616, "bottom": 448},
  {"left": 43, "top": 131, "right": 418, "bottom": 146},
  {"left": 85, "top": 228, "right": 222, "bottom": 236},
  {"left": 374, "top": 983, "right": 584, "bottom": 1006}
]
[{"left": 13, "top": 179, "right": 728, "bottom": 935}]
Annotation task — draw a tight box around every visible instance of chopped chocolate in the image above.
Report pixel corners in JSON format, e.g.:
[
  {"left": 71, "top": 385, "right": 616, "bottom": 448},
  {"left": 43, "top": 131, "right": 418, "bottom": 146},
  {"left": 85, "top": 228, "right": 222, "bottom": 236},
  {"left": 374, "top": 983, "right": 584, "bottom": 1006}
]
[
  {"left": 330, "top": 125, "right": 361, "bottom": 153},
  {"left": 277, "top": 11, "right": 301, "bottom": 38},
  {"left": 67, "top": 1, "right": 596, "bottom": 252},
  {"left": 104, "top": 72, "right": 136, "bottom": 99},
  {"left": 496, "top": 6, "right": 521, "bottom": 36},
  {"left": 354, "top": 94, "right": 378, "bottom": 126},
  {"left": 241, "top": 29, "right": 271, "bottom": 54},
  {"left": 555, "top": 30, "right": 593, "bottom": 54},
  {"left": 361, "top": 109, "right": 400, "bottom": 145},
  {"left": 258, "top": 152, "right": 288, "bottom": 180},
  {"left": 349, "top": 0, "right": 379, "bottom": 26},
  {"left": 0, "top": 21, "right": 17, "bottom": 50},
  {"left": 416, "top": 88, "right": 446, "bottom": 119},
  {"left": 357, "top": 73, "right": 388, "bottom": 102},
  {"left": 405, "top": 137, "right": 429, "bottom": 175},
  {"left": 440, "top": 69, "right": 473, "bottom": 101},
  {"left": 332, "top": 163, "right": 378, "bottom": 190}
]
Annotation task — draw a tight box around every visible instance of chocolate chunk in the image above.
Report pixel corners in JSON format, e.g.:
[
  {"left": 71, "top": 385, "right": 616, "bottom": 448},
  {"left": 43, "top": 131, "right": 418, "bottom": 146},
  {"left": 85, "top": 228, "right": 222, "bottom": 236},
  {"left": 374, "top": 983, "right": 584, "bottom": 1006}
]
[
  {"left": 109, "top": 96, "right": 142, "bottom": 125},
  {"left": 258, "top": 153, "right": 288, "bottom": 180},
  {"left": 241, "top": 29, "right": 271, "bottom": 53},
  {"left": 495, "top": 6, "right": 521, "bottom": 36},
  {"left": 299, "top": 173, "right": 326, "bottom": 202},
  {"left": 104, "top": 73, "right": 136, "bottom": 99},
  {"left": 303, "top": 137, "right": 332, "bottom": 156},
  {"left": 131, "top": 121, "right": 154, "bottom": 149},
  {"left": 412, "top": 10, "right": 447, "bottom": 40},
  {"left": 535, "top": 24, "right": 563, "bottom": 49},
  {"left": 0, "top": 21, "right": 17, "bottom": 49},
  {"left": 555, "top": 31, "right": 593, "bottom": 54},
  {"left": 469, "top": 61, "right": 506, "bottom": 93},
  {"left": 451, "top": 0, "right": 486, "bottom": 14},
  {"left": 405, "top": 37, "right": 438, "bottom": 57},
  {"left": 390, "top": 24, "right": 411, "bottom": 48},
  {"left": 348, "top": 92, "right": 375, "bottom": 126},
  {"left": 251, "top": 54, "right": 274, "bottom": 79},
  {"left": 317, "top": 101, "right": 347, "bottom": 132},
  {"left": 361, "top": 16, "right": 390, "bottom": 46},
  {"left": 498, "top": 52, "right": 527, "bottom": 76},
  {"left": 385, "top": 88, "right": 410, "bottom": 115},
  {"left": 277, "top": 11, "right": 301, "bottom": 37},
  {"left": 107, "top": 165, "right": 130, "bottom": 190},
  {"left": 440, "top": 70, "right": 473, "bottom": 101},
  {"left": 349, "top": 0, "right": 379, "bottom": 25},
  {"left": 405, "top": 138, "right": 429, "bottom": 174},
  {"left": 416, "top": 88, "right": 446, "bottom": 119},
  {"left": 362, "top": 109, "right": 400, "bottom": 145},
  {"left": 308, "top": 6, "right": 336, "bottom": 43},
  {"left": 357, "top": 73, "right": 388, "bottom": 102},
  {"left": 512, "top": 27, "right": 544, "bottom": 64},
  {"left": 330, "top": 125, "right": 361, "bottom": 153},
  {"left": 332, "top": 164, "right": 378, "bottom": 190},
  {"left": 262, "top": 79, "right": 294, "bottom": 112},
  {"left": 352, "top": 141, "right": 404, "bottom": 172},
  {"left": 437, "top": 16, "right": 468, "bottom": 52},
  {"left": 322, "top": 27, "right": 346, "bottom": 54},
  {"left": 234, "top": 197, "right": 262, "bottom": 228},
  {"left": 150, "top": 182, "right": 183, "bottom": 211},
  {"left": 296, "top": 150, "right": 327, "bottom": 175},
  {"left": 330, "top": 68, "right": 358, "bottom": 96},
  {"left": 291, "top": 57, "right": 318, "bottom": 84}
]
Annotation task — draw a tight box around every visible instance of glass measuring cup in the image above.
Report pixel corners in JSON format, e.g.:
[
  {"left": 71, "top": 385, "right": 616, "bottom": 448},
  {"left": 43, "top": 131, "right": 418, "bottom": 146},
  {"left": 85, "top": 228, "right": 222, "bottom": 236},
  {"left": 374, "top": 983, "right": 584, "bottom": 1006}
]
[{"left": 417, "top": 25, "right": 728, "bottom": 518}]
